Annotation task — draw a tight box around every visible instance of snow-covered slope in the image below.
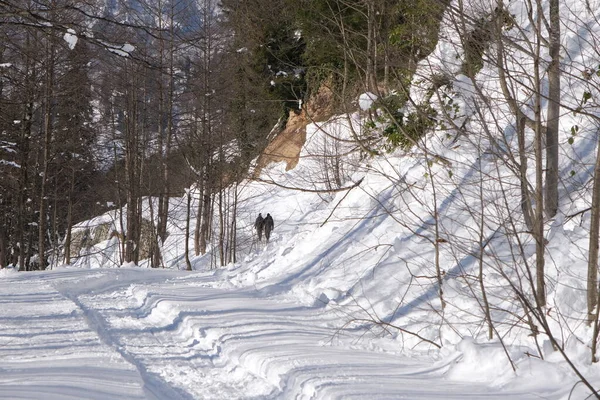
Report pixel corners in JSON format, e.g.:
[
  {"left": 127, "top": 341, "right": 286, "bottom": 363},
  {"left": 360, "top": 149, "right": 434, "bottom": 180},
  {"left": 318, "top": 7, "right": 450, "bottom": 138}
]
[
  {"left": 0, "top": 266, "right": 557, "bottom": 399},
  {"left": 4, "top": 0, "right": 600, "bottom": 398}
]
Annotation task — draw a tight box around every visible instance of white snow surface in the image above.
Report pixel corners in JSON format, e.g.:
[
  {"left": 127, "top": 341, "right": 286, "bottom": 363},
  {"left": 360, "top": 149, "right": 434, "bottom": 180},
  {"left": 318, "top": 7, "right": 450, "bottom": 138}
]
[
  {"left": 358, "top": 92, "right": 377, "bottom": 111},
  {"left": 0, "top": 267, "right": 559, "bottom": 400},
  {"left": 1, "top": 115, "right": 595, "bottom": 398},
  {"left": 101, "top": 41, "right": 136, "bottom": 57},
  {"left": 4, "top": 0, "right": 600, "bottom": 398},
  {"left": 63, "top": 28, "right": 78, "bottom": 50}
]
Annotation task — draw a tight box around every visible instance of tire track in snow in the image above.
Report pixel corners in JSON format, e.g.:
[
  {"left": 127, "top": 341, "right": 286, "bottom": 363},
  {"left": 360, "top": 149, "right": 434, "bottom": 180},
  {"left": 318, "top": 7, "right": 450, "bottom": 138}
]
[
  {"left": 0, "top": 272, "right": 150, "bottom": 399},
  {"left": 95, "top": 282, "right": 541, "bottom": 400},
  {"left": 37, "top": 269, "right": 545, "bottom": 399},
  {"left": 101, "top": 287, "right": 283, "bottom": 399},
  {"left": 54, "top": 285, "right": 194, "bottom": 400},
  {"left": 48, "top": 272, "right": 278, "bottom": 399}
]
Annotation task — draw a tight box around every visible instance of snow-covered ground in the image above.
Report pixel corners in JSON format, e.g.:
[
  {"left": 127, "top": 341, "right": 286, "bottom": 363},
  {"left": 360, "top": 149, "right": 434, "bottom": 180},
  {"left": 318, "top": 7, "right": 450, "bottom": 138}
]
[
  {"left": 3, "top": 0, "right": 600, "bottom": 398},
  {"left": 0, "top": 112, "right": 593, "bottom": 398},
  {"left": 0, "top": 267, "right": 566, "bottom": 399}
]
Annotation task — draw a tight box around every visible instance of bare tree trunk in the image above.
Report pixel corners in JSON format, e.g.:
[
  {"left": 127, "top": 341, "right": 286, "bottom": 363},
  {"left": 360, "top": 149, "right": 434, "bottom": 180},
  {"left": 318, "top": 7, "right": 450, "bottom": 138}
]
[
  {"left": 425, "top": 152, "right": 445, "bottom": 312},
  {"left": 545, "top": 0, "right": 560, "bottom": 218},
  {"left": 25, "top": 214, "right": 36, "bottom": 270},
  {"left": 0, "top": 228, "right": 7, "bottom": 269},
  {"left": 533, "top": 8, "right": 546, "bottom": 308},
  {"left": 114, "top": 142, "right": 126, "bottom": 265},
  {"left": 148, "top": 197, "right": 162, "bottom": 268},
  {"left": 124, "top": 64, "right": 140, "bottom": 265},
  {"left": 162, "top": 13, "right": 176, "bottom": 241},
  {"left": 228, "top": 184, "right": 238, "bottom": 264},
  {"left": 185, "top": 190, "right": 192, "bottom": 271},
  {"left": 38, "top": 56, "right": 54, "bottom": 271},
  {"left": 156, "top": 33, "right": 166, "bottom": 243},
  {"left": 51, "top": 179, "right": 59, "bottom": 269},
  {"left": 199, "top": 186, "right": 212, "bottom": 255},
  {"left": 218, "top": 176, "right": 225, "bottom": 267},
  {"left": 365, "top": 0, "right": 376, "bottom": 92},
  {"left": 518, "top": 116, "right": 535, "bottom": 231},
  {"left": 477, "top": 157, "right": 494, "bottom": 339},
  {"left": 587, "top": 130, "right": 600, "bottom": 326},
  {"left": 64, "top": 168, "right": 75, "bottom": 265},
  {"left": 17, "top": 100, "right": 32, "bottom": 271},
  {"left": 194, "top": 179, "right": 204, "bottom": 256},
  {"left": 495, "top": 1, "right": 534, "bottom": 231},
  {"left": 157, "top": 4, "right": 176, "bottom": 244}
]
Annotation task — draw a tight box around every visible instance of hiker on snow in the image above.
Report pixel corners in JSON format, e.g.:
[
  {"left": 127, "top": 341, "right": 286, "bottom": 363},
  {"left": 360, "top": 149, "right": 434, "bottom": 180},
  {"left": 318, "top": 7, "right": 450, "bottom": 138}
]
[
  {"left": 255, "top": 213, "right": 265, "bottom": 241},
  {"left": 264, "top": 213, "right": 274, "bottom": 242}
]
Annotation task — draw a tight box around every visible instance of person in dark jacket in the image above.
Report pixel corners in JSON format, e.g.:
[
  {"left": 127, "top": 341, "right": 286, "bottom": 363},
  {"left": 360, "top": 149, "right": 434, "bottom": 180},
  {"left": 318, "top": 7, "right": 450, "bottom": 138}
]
[
  {"left": 264, "top": 213, "right": 274, "bottom": 242},
  {"left": 255, "top": 213, "right": 265, "bottom": 241}
]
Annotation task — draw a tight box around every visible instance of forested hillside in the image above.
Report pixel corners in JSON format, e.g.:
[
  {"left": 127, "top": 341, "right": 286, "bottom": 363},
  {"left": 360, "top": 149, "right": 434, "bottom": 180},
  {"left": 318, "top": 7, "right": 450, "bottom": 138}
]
[{"left": 0, "top": 0, "right": 442, "bottom": 270}]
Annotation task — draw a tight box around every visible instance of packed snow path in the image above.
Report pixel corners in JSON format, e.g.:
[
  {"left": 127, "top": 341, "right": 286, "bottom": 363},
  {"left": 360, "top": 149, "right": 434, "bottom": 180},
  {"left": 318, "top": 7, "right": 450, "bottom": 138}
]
[{"left": 0, "top": 268, "right": 553, "bottom": 399}]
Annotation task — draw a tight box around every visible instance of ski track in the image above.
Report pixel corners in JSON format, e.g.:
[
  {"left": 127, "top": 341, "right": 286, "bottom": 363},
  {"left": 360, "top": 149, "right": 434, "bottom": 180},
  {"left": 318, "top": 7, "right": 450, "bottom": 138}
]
[
  {"left": 0, "top": 268, "right": 550, "bottom": 399},
  {"left": 0, "top": 271, "right": 147, "bottom": 400},
  {"left": 55, "top": 284, "right": 193, "bottom": 400}
]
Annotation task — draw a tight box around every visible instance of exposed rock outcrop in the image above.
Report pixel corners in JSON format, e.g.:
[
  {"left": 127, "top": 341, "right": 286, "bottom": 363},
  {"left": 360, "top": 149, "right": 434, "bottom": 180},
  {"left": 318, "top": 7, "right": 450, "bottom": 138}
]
[
  {"left": 69, "top": 218, "right": 156, "bottom": 260},
  {"left": 253, "top": 83, "right": 334, "bottom": 176}
]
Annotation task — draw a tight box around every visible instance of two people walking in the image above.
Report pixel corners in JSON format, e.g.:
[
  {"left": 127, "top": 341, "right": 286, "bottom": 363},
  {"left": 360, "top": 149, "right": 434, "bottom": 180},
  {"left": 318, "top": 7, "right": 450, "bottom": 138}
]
[{"left": 255, "top": 213, "right": 274, "bottom": 242}]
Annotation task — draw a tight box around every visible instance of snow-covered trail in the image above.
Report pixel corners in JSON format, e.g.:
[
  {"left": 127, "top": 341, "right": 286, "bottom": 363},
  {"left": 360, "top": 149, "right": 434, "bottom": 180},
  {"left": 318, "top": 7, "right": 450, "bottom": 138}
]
[
  {"left": 0, "top": 268, "right": 551, "bottom": 399},
  {"left": 0, "top": 270, "right": 148, "bottom": 400}
]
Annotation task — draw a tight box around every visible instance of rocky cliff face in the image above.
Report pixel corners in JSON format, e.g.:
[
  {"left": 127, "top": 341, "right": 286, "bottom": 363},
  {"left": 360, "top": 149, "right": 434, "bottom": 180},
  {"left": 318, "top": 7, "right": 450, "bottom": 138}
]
[{"left": 253, "top": 83, "right": 335, "bottom": 176}]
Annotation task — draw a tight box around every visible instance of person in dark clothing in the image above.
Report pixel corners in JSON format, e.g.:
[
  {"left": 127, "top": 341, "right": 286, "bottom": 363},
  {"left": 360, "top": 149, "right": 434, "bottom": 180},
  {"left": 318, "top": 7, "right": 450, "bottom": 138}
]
[
  {"left": 264, "top": 213, "right": 274, "bottom": 242},
  {"left": 255, "top": 213, "right": 265, "bottom": 241}
]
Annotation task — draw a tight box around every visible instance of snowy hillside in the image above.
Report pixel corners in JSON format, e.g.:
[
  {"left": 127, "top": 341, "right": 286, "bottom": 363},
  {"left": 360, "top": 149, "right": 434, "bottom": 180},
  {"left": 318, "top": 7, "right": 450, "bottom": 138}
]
[
  {"left": 0, "top": 109, "right": 587, "bottom": 398},
  {"left": 3, "top": 0, "right": 600, "bottom": 398}
]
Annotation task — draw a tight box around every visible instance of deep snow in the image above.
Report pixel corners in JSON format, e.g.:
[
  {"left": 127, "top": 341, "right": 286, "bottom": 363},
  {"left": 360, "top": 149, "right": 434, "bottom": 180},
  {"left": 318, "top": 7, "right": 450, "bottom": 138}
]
[
  {"left": 0, "top": 112, "right": 592, "bottom": 398},
  {"left": 0, "top": 267, "right": 567, "bottom": 399},
  {"left": 3, "top": 0, "right": 600, "bottom": 398}
]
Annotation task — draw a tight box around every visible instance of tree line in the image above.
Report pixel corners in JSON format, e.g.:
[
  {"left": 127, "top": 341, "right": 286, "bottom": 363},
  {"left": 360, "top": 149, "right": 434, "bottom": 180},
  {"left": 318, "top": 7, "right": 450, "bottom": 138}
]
[{"left": 0, "top": 0, "right": 442, "bottom": 269}]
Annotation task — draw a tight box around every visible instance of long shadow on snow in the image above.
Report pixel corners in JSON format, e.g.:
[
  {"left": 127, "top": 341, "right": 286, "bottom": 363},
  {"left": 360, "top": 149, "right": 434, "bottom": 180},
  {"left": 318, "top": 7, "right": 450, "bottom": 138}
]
[
  {"left": 254, "top": 156, "right": 480, "bottom": 307},
  {"left": 257, "top": 185, "right": 398, "bottom": 297},
  {"left": 262, "top": 125, "right": 598, "bottom": 325},
  {"left": 359, "top": 128, "right": 600, "bottom": 325},
  {"left": 339, "top": 144, "right": 504, "bottom": 324},
  {"left": 55, "top": 287, "right": 195, "bottom": 400}
]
